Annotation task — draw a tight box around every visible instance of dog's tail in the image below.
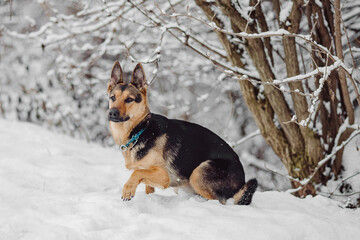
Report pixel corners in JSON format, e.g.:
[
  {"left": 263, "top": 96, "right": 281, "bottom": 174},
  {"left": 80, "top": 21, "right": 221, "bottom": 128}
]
[{"left": 233, "top": 178, "right": 258, "bottom": 205}]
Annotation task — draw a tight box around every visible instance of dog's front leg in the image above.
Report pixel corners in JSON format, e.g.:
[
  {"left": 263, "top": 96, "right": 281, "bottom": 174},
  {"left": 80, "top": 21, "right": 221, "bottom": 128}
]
[{"left": 122, "top": 166, "right": 170, "bottom": 201}]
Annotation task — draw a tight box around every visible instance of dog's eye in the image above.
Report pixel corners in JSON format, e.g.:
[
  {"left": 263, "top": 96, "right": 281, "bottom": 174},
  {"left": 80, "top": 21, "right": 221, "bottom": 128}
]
[
  {"left": 110, "top": 96, "right": 116, "bottom": 102},
  {"left": 125, "top": 98, "right": 134, "bottom": 103}
]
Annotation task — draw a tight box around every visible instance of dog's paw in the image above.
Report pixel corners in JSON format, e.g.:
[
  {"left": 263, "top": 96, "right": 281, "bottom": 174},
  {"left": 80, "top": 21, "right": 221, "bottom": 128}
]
[{"left": 121, "top": 182, "right": 137, "bottom": 201}]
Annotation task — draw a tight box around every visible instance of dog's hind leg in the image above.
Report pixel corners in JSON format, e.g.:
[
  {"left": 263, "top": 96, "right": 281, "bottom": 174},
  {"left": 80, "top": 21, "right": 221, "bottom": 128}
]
[
  {"left": 189, "top": 160, "right": 245, "bottom": 204},
  {"left": 189, "top": 161, "right": 216, "bottom": 201},
  {"left": 145, "top": 185, "right": 155, "bottom": 194}
]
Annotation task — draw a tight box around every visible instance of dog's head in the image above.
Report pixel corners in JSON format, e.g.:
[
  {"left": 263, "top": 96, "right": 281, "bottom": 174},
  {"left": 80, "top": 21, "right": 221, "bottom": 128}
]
[{"left": 107, "top": 61, "right": 149, "bottom": 125}]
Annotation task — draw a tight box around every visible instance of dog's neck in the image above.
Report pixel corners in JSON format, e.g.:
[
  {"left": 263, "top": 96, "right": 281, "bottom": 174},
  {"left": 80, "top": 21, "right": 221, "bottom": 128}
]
[
  {"left": 128, "top": 113, "right": 151, "bottom": 139},
  {"left": 110, "top": 112, "right": 151, "bottom": 146}
]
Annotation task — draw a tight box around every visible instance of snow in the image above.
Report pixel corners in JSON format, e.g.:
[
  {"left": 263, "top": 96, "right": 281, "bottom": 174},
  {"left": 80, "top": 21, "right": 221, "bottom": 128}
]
[
  {"left": 279, "top": 1, "right": 293, "bottom": 23},
  {"left": 273, "top": 60, "right": 342, "bottom": 84},
  {"left": 0, "top": 119, "right": 360, "bottom": 240}
]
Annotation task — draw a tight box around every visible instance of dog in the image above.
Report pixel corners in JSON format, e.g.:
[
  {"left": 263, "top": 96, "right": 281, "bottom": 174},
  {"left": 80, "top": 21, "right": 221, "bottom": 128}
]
[{"left": 107, "top": 61, "right": 258, "bottom": 205}]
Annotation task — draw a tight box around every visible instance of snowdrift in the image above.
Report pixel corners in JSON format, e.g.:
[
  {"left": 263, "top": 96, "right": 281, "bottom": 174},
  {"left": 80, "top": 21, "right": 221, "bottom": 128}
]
[{"left": 0, "top": 119, "right": 359, "bottom": 240}]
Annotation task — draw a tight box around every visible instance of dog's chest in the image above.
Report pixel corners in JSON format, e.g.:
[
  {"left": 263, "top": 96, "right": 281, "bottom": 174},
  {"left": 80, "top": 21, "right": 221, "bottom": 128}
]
[
  {"left": 121, "top": 135, "right": 186, "bottom": 186},
  {"left": 122, "top": 141, "right": 165, "bottom": 170}
]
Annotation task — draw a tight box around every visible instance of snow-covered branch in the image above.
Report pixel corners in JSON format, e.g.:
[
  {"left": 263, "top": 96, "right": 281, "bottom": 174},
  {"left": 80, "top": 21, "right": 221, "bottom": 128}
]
[{"left": 298, "top": 125, "right": 360, "bottom": 187}]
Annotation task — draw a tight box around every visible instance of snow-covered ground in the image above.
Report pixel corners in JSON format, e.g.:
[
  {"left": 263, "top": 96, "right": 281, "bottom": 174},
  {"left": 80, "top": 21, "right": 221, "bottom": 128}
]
[{"left": 0, "top": 119, "right": 359, "bottom": 240}]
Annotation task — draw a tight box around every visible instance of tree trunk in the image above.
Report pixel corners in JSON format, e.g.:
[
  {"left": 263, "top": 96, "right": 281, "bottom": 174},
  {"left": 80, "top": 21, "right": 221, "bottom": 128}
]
[{"left": 195, "top": 0, "right": 354, "bottom": 196}]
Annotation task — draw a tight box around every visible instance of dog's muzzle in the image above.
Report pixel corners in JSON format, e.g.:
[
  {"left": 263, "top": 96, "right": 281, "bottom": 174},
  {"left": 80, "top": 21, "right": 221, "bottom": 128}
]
[{"left": 108, "top": 108, "right": 130, "bottom": 122}]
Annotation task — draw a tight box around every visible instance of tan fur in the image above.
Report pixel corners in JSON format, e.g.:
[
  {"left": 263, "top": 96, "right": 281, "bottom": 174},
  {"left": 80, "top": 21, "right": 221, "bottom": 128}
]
[
  {"left": 145, "top": 185, "right": 155, "bottom": 194},
  {"left": 122, "top": 166, "right": 170, "bottom": 200},
  {"left": 189, "top": 161, "right": 215, "bottom": 200},
  {"left": 233, "top": 184, "right": 247, "bottom": 205},
  {"left": 123, "top": 134, "right": 168, "bottom": 170},
  {"left": 108, "top": 87, "right": 150, "bottom": 145}
]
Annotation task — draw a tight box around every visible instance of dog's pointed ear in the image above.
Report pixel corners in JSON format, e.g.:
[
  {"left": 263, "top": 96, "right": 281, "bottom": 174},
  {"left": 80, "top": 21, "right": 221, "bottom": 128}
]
[
  {"left": 131, "top": 63, "right": 148, "bottom": 89},
  {"left": 108, "top": 61, "right": 123, "bottom": 92}
]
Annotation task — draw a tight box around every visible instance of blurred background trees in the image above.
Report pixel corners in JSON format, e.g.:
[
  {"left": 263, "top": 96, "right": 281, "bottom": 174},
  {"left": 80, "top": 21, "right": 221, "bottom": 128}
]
[{"left": 1, "top": 0, "right": 360, "bottom": 205}]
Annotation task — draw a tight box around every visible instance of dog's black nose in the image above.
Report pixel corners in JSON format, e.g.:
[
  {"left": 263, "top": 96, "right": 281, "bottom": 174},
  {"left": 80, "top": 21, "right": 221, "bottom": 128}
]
[{"left": 108, "top": 108, "right": 120, "bottom": 120}]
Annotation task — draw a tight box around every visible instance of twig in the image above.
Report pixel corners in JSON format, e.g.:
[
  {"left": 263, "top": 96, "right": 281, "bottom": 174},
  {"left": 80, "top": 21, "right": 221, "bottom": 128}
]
[
  {"left": 320, "top": 191, "right": 360, "bottom": 197},
  {"left": 9, "top": 0, "right": 13, "bottom": 20},
  {"left": 228, "top": 129, "right": 261, "bottom": 148},
  {"left": 264, "top": 164, "right": 302, "bottom": 184},
  {"left": 329, "top": 171, "right": 360, "bottom": 197}
]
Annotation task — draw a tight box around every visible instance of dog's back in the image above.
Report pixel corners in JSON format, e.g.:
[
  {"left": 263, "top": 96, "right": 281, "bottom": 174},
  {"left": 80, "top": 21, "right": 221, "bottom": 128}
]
[
  {"left": 159, "top": 114, "right": 243, "bottom": 178},
  {"left": 137, "top": 113, "right": 255, "bottom": 204}
]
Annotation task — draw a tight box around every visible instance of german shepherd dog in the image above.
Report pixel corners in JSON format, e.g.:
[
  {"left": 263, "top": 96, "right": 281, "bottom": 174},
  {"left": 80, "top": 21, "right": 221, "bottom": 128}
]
[{"left": 107, "top": 61, "right": 258, "bottom": 205}]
